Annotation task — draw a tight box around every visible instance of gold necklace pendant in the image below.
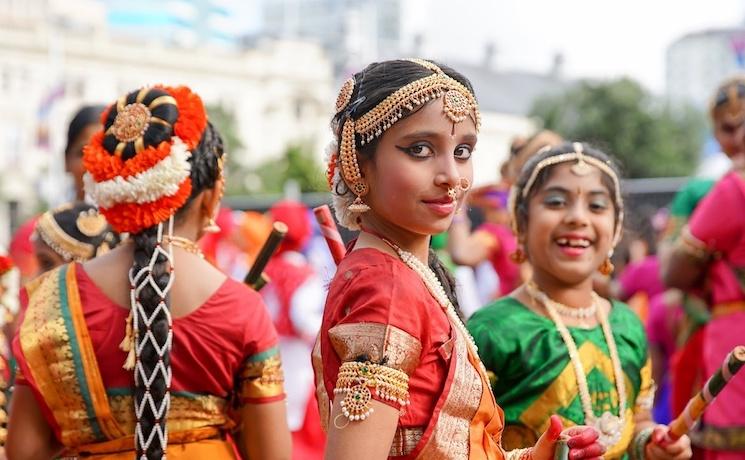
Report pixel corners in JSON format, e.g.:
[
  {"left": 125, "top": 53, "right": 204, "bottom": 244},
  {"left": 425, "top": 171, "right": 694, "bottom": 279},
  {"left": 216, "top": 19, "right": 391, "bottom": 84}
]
[{"left": 164, "top": 235, "right": 204, "bottom": 258}]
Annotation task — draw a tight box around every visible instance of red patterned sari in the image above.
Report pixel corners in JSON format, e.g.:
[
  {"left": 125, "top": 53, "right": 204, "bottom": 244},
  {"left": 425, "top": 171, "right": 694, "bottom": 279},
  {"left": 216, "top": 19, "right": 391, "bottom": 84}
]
[
  {"left": 13, "top": 263, "right": 284, "bottom": 458},
  {"left": 313, "top": 249, "right": 505, "bottom": 459}
]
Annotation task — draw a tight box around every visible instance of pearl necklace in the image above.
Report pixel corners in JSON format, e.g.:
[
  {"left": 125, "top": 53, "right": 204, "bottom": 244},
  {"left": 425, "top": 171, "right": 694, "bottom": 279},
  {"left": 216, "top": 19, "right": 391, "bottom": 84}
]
[
  {"left": 527, "top": 281, "right": 596, "bottom": 319},
  {"left": 527, "top": 284, "right": 627, "bottom": 449}
]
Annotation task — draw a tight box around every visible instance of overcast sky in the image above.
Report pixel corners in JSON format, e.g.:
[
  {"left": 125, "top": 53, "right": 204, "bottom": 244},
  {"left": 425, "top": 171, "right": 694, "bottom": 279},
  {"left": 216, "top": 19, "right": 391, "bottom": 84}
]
[{"left": 403, "top": 0, "right": 745, "bottom": 93}]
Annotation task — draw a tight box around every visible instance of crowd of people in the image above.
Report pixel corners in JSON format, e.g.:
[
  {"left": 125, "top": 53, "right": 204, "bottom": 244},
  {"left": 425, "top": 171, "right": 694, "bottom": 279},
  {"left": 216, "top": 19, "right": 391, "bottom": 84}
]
[{"left": 0, "top": 59, "right": 742, "bottom": 460}]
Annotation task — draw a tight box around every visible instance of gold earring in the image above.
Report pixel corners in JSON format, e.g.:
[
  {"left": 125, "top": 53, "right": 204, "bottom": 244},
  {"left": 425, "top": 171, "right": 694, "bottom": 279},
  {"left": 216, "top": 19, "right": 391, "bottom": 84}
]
[
  {"left": 347, "top": 181, "right": 370, "bottom": 213},
  {"left": 599, "top": 257, "right": 614, "bottom": 276},
  {"left": 510, "top": 247, "right": 527, "bottom": 263},
  {"left": 204, "top": 218, "right": 220, "bottom": 233},
  {"left": 348, "top": 196, "right": 370, "bottom": 213}
]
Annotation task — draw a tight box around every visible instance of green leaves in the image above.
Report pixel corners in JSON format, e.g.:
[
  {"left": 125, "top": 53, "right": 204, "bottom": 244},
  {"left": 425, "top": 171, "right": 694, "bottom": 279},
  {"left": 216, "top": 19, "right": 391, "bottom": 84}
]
[{"left": 530, "top": 78, "right": 707, "bottom": 178}]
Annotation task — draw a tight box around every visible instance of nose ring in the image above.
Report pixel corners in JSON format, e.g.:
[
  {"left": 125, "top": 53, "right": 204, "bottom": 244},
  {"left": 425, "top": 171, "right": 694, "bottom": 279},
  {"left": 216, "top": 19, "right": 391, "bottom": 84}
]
[
  {"left": 447, "top": 187, "right": 457, "bottom": 200},
  {"left": 458, "top": 177, "right": 471, "bottom": 192}
]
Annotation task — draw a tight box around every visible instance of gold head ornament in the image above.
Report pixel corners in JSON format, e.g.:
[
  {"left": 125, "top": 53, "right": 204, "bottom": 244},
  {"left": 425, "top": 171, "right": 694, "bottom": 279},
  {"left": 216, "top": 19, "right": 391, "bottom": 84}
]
[
  {"left": 333, "top": 59, "right": 481, "bottom": 213},
  {"left": 36, "top": 209, "right": 96, "bottom": 262},
  {"left": 76, "top": 208, "right": 109, "bottom": 237}
]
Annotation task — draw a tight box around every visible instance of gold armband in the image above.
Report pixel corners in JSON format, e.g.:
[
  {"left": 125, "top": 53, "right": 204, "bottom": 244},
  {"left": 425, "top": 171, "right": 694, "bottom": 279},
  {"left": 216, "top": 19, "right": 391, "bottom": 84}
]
[{"left": 334, "top": 361, "right": 410, "bottom": 423}]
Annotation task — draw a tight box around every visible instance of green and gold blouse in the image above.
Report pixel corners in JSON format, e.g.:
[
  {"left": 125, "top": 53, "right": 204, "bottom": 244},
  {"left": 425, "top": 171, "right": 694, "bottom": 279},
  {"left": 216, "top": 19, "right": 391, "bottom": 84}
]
[{"left": 468, "top": 297, "right": 654, "bottom": 459}]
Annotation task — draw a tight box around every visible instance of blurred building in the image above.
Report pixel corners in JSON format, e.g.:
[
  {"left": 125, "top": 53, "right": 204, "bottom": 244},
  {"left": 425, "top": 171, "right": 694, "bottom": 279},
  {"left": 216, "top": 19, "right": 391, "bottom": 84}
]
[
  {"left": 666, "top": 27, "right": 745, "bottom": 109},
  {"left": 103, "top": 0, "right": 241, "bottom": 48},
  {"left": 261, "top": 0, "right": 402, "bottom": 79},
  {"left": 0, "top": 0, "right": 333, "bottom": 246}
]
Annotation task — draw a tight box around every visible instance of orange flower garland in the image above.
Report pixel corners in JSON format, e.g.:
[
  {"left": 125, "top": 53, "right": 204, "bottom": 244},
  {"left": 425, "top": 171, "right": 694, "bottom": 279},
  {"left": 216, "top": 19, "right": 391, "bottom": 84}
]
[
  {"left": 83, "top": 132, "right": 173, "bottom": 182},
  {"left": 100, "top": 179, "right": 193, "bottom": 234},
  {"left": 83, "top": 85, "right": 207, "bottom": 234},
  {"left": 326, "top": 152, "right": 337, "bottom": 190},
  {"left": 163, "top": 85, "right": 207, "bottom": 150}
]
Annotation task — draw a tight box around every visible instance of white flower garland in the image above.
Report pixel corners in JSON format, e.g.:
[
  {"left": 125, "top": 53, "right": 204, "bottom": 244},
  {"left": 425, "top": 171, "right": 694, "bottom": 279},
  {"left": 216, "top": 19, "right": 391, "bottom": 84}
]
[{"left": 84, "top": 137, "right": 192, "bottom": 208}]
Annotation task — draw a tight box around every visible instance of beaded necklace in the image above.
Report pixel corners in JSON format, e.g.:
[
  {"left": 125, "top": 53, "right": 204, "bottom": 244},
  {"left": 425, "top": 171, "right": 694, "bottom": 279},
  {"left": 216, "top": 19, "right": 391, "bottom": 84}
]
[
  {"left": 362, "top": 231, "right": 478, "bottom": 353},
  {"left": 526, "top": 283, "right": 626, "bottom": 449}
]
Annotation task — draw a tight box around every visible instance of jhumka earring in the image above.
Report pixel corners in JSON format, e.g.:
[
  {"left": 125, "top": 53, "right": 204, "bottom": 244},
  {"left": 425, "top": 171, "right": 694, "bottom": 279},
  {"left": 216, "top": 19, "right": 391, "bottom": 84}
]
[
  {"left": 203, "top": 218, "right": 220, "bottom": 233},
  {"left": 204, "top": 154, "right": 226, "bottom": 233},
  {"left": 510, "top": 246, "right": 527, "bottom": 264},
  {"left": 599, "top": 252, "right": 615, "bottom": 276}
]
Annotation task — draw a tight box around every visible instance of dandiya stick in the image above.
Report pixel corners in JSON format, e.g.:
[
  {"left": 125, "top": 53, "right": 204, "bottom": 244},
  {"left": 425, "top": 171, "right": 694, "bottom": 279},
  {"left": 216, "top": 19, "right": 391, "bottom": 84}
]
[
  {"left": 666, "top": 345, "right": 745, "bottom": 441},
  {"left": 244, "top": 221, "right": 288, "bottom": 291},
  {"left": 313, "top": 205, "right": 346, "bottom": 265}
]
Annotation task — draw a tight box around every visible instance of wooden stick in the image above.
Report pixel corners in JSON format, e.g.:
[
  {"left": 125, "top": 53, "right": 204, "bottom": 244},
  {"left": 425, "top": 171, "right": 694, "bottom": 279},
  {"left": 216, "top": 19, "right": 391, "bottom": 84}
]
[
  {"left": 667, "top": 345, "right": 745, "bottom": 440},
  {"left": 312, "top": 205, "right": 346, "bottom": 265},
  {"left": 244, "top": 221, "right": 288, "bottom": 291}
]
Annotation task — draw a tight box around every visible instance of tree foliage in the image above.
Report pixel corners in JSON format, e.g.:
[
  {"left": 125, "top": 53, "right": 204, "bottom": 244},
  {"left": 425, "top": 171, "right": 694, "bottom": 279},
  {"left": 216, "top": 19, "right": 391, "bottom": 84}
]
[
  {"left": 254, "top": 144, "right": 327, "bottom": 193},
  {"left": 530, "top": 78, "right": 707, "bottom": 178},
  {"left": 205, "top": 104, "right": 325, "bottom": 194}
]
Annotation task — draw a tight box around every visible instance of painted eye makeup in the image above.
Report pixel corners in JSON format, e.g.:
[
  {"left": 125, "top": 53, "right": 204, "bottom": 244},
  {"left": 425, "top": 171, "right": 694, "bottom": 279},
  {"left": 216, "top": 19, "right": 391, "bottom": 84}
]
[
  {"left": 543, "top": 193, "right": 567, "bottom": 207},
  {"left": 589, "top": 199, "right": 610, "bottom": 211},
  {"left": 395, "top": 143, "right": 434, "bottom": 158},
  {"left": 454, "top": 145, "right": 473, "bottom": 160}
]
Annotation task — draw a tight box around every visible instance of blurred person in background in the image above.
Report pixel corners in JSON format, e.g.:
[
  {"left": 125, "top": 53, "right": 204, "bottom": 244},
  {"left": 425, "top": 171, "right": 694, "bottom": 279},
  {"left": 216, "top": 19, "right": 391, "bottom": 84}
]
[
  {"left": 8, "top": 85, "right": 291, "bottom": 459},
  {"left": 65, "top": 105, "right": 107, "bottom": 202},
  {"left": 8, "top": 105, "right": 105, "bottom": 283},
  {"left": 0, "top": 253, "right": 17, "bottom": 455},
  {"left": 262, "top": 199, "right": 326, "bottom": 460},
  {"left": 31, "top": 202, "right": 120, "bottom": 278},
  {"left": 663, "top": 76, "right": 745, "bottom": 460}
]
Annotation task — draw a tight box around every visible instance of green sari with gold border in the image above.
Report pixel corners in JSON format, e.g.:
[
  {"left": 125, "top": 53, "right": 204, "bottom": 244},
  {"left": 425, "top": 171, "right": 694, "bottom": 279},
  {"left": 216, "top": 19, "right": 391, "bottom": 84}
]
[{"left": 467, "top": 297, "right": 654, "bottom": 460}]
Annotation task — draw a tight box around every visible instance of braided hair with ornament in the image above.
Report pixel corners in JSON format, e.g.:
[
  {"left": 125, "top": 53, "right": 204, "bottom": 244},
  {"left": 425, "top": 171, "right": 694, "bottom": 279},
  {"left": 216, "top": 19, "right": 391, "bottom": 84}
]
[
  {"left": 326, "top": 59, "right": 479, "bottom": 309},
  {"left": 83, "top": 86, "right": 224, "bottom": 459}
]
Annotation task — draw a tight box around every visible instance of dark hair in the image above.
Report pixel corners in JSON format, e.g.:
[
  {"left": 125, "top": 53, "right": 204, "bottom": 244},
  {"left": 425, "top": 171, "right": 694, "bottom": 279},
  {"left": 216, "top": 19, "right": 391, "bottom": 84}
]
[
  {"left": 332, "top": 59, "right": 476, "bottom": 307},
  {"left": 512, "top": 142, "right": 623, "bottom": 237},
  {"left": 99, "top": 87, "right": 224, "bottom": 459},
  {"left": 65, "top": 105, "right": 105, "bottom": 157},
  {"left": 47, "top": 202, "right": 120, "bottom": 257},
  {"left": 710, "top": 77, "right": 745, "bottom": 120}
]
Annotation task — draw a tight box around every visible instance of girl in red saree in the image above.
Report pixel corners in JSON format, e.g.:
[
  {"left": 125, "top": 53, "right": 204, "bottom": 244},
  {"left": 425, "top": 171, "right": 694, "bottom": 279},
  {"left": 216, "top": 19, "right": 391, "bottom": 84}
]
[
  {"left": 8, "top": 86, "right": 291, "bottom": 459},
  {"left": 314, "top": 59, "right": 604, "bottom": 460},
  {"left": 664, "top": 76, "right": 745, "bottom": 460}
]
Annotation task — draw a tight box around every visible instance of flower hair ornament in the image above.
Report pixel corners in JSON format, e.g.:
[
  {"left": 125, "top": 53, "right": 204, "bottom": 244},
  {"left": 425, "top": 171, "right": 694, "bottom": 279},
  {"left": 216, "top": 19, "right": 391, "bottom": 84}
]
[
  {"left": 83, "top": 85, "right": 206, "bottom": 234},
  {"left": 328, "top": 59, "right": 481, "bottom": 223},
  {"left": 83, "top": 85, "right": 207, "bottom": 458},
  {"left": 508, "top": 142, "right": 624, "bottom": 262}
]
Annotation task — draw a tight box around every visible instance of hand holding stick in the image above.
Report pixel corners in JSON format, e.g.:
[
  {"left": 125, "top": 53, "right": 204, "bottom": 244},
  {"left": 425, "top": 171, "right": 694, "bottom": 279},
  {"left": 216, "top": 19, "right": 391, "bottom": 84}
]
[{"left": 666, "top": 345, "right": 745, "bottom": 441}]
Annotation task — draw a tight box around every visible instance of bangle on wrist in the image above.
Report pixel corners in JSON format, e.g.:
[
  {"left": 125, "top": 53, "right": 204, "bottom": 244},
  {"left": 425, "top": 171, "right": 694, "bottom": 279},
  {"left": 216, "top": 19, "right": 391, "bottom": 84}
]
[{"left": 631, "top": 426, "right": 654, "bottom": 460}]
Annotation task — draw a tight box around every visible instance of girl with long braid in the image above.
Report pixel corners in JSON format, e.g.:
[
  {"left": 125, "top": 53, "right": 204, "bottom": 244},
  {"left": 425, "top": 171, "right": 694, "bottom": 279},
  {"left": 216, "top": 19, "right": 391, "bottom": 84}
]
[
  {"left": 314, "top": 59, "right": 604, "bottom": 460},
  {"left": 8, "top": 86, "right": 291, "bottom": 459}
]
